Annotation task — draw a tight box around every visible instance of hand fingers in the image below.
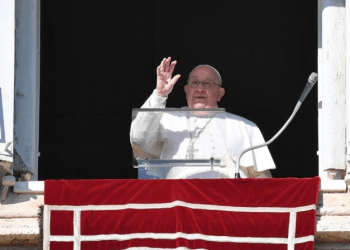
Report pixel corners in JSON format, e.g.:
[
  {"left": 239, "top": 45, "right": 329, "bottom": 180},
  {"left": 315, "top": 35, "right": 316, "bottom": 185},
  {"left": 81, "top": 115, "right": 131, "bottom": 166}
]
[
  {"left": 164, "top": 74, "right": 181, "bottom": 93},
  {"left": 156, "top": 58, "right": 165, "bottom": 76},
  {"left": 159, "top": 58, "right": 166, "bottom": 73},
  {"left": 169, "top": 60, "right": 177, "bottom": 75},
  {"left": 163, "top": 58, "right": 168, "bottom": 72},
  {"left": 157, "top": 58, "right": 165, "bottom": 74},
  {"left": 169, "top": 74, "right": 181, "bottom": 88},
  {"left": 157, "top": 57, "right": 176, "bottom": 75},
  {"left": 164, "top": 57, "right": 171, "bottom": 72}
]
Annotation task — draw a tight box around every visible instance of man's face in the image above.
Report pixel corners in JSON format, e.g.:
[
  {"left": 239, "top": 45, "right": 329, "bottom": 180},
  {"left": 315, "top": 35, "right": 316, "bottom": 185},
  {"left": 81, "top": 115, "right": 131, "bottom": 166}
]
[{"left": 184, "top": 66, "right": 225, "bottom": 108}]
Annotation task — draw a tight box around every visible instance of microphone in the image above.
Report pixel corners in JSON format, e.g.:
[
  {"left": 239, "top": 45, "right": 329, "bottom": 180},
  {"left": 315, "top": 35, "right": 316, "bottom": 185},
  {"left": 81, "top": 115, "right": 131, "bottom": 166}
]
[
  {"left": 299, "top": 73, "right": 318, "bottom": 103},
  {"left": 234, "top": 73, "right": 318, "bottom": 178}
]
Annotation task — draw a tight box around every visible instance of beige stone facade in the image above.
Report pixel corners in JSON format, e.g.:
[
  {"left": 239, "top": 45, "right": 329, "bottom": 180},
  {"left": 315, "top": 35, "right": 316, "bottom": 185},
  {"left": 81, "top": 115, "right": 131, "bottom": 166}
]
[
  {"left": 315, "top": 192, "right": 350, "bottom": 248},
  {"left": 0, "top": 185, "right": 43, "bottom": 248}
]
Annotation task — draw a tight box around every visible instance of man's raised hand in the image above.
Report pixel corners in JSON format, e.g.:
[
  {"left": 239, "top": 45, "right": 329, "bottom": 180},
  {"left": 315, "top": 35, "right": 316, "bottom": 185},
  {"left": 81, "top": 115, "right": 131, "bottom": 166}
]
[{"left": 155, "top": 57, "right": 181, "bottom": 97}]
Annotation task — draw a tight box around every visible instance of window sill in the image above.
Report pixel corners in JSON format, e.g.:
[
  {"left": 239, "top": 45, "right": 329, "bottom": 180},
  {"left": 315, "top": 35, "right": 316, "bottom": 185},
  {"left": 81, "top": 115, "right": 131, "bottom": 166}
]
[
  {"left": 13, "top": 181, "right": 44, "bottom": 194},
  {"left": 319, "top": 170, "right": 347, "bottom": 192}
]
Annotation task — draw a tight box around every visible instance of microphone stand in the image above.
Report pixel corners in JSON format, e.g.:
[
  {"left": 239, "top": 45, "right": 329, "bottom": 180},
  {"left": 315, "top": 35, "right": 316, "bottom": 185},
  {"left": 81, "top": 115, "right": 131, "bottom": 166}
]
[{"left": 235, "top": 73, "right": 318, "bottom": 178}]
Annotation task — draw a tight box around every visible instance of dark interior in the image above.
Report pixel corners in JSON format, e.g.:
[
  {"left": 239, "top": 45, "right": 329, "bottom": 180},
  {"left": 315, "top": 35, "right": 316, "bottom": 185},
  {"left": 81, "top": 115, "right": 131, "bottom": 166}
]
[{"left": 39, "top": 0, "right": 318, "bottom": 179}]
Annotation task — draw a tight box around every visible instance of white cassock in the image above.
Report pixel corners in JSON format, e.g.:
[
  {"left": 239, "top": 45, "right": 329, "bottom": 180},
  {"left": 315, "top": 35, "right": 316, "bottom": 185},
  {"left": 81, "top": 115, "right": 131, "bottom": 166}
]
[{"left": 130, "top": 90, "right": 276, "bottom": 179}]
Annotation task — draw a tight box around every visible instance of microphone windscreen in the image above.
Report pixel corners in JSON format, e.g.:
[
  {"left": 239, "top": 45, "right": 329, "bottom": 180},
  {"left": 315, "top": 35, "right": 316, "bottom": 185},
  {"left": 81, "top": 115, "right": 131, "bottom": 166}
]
[{"left": 308, "top": 73, "right": 318, "bottom": 85}]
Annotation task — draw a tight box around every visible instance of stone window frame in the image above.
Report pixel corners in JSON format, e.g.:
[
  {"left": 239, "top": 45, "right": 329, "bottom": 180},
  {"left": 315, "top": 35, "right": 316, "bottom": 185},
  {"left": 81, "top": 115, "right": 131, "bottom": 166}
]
[
  {"left": 3, "top": 0, "right": 349, "bottom": 195},
  {"left": 317, "top": 0, "right": 349, "bottom": 193},
  {"left": 0, "top": 0, "right": 41, "bottom": 198}
]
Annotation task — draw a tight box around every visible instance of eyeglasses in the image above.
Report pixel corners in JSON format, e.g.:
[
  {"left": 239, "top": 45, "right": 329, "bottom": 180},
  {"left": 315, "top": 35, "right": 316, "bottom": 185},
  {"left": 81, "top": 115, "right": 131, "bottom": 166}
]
[{"left": 188, "top": 80, "right": 220, "bottom": 89}]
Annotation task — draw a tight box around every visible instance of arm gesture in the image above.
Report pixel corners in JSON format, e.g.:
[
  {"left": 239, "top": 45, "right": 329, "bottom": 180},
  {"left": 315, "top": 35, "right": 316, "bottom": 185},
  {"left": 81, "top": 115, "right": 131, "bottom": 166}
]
[{"left": 155, "top": 57, "right": 181, "bottom": 97}]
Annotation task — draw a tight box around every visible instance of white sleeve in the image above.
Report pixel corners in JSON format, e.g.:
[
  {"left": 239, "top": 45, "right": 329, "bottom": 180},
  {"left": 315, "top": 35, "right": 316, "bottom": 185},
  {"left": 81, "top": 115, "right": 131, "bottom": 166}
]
[
  {"left": 247, "top": 123, "right": 276, "bottom": 172},
  {"left": 130, "top": 90, "right": 167, "bottom": 157},
  {"left": 226, "top": 114, "right": 276, "bottom": 174},
  {"left": 142, "top": 89, "right": 168, "bottom": 109}
]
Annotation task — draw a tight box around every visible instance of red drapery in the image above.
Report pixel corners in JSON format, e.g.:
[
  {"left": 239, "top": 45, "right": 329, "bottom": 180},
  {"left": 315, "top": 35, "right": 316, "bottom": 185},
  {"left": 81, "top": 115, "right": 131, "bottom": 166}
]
[{"left": 44, "top": 177, "right": 320, "bottom": 250}]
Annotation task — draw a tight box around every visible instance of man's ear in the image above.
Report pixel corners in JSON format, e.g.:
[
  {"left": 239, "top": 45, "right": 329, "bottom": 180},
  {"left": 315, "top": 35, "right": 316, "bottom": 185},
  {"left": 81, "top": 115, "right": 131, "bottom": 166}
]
[
  {"left": 184, "top": 85, "right": 188, "bottom": 96},
  {"left": 217, "top": 87, "right": 225, "bottom": 101}
]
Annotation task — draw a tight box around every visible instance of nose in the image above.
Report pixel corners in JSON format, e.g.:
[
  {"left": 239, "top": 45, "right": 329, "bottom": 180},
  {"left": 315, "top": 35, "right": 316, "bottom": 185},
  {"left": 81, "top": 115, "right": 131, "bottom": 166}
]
[{"left": 197, "top": 83, "right": 205, "bottom": 91}]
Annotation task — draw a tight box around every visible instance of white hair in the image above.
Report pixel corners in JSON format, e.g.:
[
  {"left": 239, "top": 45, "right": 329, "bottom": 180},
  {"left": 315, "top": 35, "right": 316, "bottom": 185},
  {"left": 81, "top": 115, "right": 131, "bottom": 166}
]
[{"left": 188, "top": 64, "right": 222, "bottom": 86}]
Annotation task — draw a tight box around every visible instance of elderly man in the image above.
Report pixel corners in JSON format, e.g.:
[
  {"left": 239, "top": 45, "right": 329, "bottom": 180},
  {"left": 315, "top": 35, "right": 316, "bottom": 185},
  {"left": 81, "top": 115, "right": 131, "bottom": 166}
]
[{"left": 130, "top": 57, "right": 275, "bottom": 178}]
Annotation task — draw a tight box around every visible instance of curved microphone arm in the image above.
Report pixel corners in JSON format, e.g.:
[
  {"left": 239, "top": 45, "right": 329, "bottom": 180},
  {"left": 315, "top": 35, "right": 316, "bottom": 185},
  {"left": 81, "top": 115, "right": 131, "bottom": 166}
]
[
  {"left": 234, "top": 72, "right": 318, "bottom": 178},
  {"left": 235, "top": 102, "right": 301, "bottom": 178}
]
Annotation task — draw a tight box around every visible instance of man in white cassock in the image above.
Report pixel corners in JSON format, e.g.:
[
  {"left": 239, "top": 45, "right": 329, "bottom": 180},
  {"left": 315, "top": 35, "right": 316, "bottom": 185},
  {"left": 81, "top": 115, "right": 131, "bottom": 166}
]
[{"left": 130, "top": 57, "right": 275, "bottom": 179}]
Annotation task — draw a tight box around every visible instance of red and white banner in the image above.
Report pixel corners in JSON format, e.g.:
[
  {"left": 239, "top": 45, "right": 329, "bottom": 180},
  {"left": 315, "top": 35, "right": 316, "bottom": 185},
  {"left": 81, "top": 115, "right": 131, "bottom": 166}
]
[{"left": 44, "top": 177, "right": 320, "bottom": 250}]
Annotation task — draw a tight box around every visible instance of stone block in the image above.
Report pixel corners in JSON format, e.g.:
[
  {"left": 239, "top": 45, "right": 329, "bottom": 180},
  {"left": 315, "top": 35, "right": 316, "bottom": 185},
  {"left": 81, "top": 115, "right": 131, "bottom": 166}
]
[{"left": 2, "top": 175, "right": 16, "bottom": 186}]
